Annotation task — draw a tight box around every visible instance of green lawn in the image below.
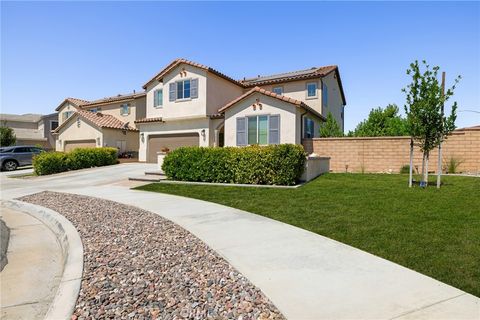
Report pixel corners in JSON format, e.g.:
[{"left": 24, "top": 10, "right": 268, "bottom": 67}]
[{"left": 135, "top": 174, "right": 480, "bottom": 297}]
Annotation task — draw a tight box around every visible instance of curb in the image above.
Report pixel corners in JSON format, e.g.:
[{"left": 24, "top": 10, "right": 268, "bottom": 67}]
[{"left": 2, "top": 200, "right": 83, "bottom": 320}]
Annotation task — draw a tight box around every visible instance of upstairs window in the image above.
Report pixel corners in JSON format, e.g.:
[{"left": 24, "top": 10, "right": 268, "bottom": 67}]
[
  {"left": 169, "top": 78, "right": 199, "bottom": 101},
  {"left": 120, "top": 103, "right": 130, "bottom": 116},
  {"left": 63, "top": 111, "right": 74, "bottom": 121},
  {"left": 272, "top": 86, "right": 283, "bottom": 95},
  {"left": 89, "top": 107, "right": 101, "bottom": 113},
  {"left": 177, "top": 79, "right": 190, "bottom": 99},
  {"left": 154, "top": 89, "right": 163, "bottom": 107},
  {"left": 306, "top": 82, "right": 318, "bottom": 98},
  {"left": 50, "top": 121, "right": 59, "bottom": 130}
]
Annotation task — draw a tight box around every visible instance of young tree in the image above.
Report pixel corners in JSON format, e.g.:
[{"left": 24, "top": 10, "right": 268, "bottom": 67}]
[
  {"left": 319, "top": 112, "right": 343, "bottom": 137},
  {"left": 0, "top": 124, "right": 16, "bottom": 147},
  {"left": 350, "top": 104, "right": 408, "bottom": 137},
  {"left": 402, "top": 60, "right": 460, "bottom": 186}
]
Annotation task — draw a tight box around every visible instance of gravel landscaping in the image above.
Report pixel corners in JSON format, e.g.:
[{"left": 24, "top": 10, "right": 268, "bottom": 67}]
[{"left": 20, "top": 191, "right": 284, "bottom": 320}]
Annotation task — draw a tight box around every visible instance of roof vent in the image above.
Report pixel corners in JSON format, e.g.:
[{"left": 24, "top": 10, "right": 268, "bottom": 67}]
[{"left": 117, "top": 94, "right": 121, "bottom": 97}]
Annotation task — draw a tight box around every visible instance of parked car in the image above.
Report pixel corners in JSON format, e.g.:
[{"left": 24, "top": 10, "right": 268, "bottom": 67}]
[{"left": 0, "top": 146, "right": 45, "bottom": 171}]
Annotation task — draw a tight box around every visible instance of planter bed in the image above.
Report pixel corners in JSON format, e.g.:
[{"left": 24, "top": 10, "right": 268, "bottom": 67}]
[{"left": 19, "top": 191, "right": 284, "bottom": 320}]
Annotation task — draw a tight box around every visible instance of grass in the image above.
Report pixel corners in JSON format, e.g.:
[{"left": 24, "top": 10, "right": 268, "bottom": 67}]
[{"left": 135, "top": 174, "right": 480, "bottom": 297}]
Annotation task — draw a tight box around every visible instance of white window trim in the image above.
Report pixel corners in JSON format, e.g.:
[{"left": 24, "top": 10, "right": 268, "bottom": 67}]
[
  {"left": 154, "top": 89, "right": 163, "bottom": 108},
  {"left": 175, "top": 78, "right": 192, "bottom": 102},
  {"left": 247, "top": 114, "right": 271, "bottom": 146},
  {"left": 306, "top": 81, "right": 318, "bottom": 99},
  {"left": 272, "top": 86, "right": 284, "bottom": 95}
]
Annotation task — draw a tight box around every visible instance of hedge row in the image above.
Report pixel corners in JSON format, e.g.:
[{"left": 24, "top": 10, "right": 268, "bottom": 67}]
[
  {"left": 162, "top": 144, "right": 306, "bottom": 186},
  {"left": 33, "top": 147, "right": 118, "bottom": 175}
]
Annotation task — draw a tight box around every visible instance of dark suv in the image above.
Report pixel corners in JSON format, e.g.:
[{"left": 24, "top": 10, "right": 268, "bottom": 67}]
[{"left": 0, "top": 146, "right": 45, "bottom": 171}]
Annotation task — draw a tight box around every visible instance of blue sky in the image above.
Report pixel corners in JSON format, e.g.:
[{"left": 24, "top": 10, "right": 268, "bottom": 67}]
[{"left": 1, "top": 1, "right": 479, "bottom": 131}]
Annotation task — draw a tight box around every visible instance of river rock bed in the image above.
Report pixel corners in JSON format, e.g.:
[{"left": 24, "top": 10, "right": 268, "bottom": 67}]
[{"left": 19, "top": 191, "right": 284, "bottom": 320}]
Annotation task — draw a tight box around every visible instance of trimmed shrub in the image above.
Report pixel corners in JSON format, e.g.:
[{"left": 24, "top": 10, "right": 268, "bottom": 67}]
[
  {"left": 33, "top": 147, "right": 118, "bottom": 175},
  {"left": 33, "top": 152, "right": 69, "bottom": 175},
  {"left": 162, "top": 144, "right": 307, "bottom": 186}
]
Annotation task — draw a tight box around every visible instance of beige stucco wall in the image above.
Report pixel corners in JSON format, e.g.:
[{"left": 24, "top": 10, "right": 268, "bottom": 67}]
[
  {"left": 224, "top": 93, "right": 300, "bottom": 147},
  {"left": 102, "top": 128, "right": 139, "bottom": 153},
  {"left": 82, "top": 96, "right": 146, "bottom": 129},
  {"left": 137, "top": 117, "right": 211, "bottom": 162},
  {"left": 258, "top": 79, "right": 322, "bottom": 115},
  {"left": 145, "top": 64, "right": 208, "bottom": 119},
  {"left": 57, "top": 102, "right": 77, "bottom": 126},
  {"left": 55, "top": 115, "right": 102, "bottom": 151},
  {"left": 206, "top": 73, "right": 243, "bottom": 115},
  {"left": 322, "top": 71, "right": 345, "bottom": 131}
]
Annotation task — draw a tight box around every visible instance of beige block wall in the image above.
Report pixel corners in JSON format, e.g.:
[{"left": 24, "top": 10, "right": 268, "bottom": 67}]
[{"left": 302, "top": 129, "right": 480, "bottom": 174}]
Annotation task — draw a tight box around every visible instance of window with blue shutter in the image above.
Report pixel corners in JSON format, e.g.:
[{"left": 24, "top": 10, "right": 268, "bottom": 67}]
[
  {"left": 269, "top": 115, "right": 280, "bottom": 144},
  {"left": 191, "top": 79, "right": 198, "bottom": 98},
  {"left": 236, "top": 118, "right": 246, "bottom": 146},
  {"left": 169, "top": 83, "right": 176, "bottom": 101}
]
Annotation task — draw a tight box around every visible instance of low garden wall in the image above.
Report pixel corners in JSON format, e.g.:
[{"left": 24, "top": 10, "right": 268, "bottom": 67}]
[
  {"left": 300, "top": 156, "right": 330, "bottom": 182},
  {"left": 302, "top": 126, "right": 480, "bottom": 174}
]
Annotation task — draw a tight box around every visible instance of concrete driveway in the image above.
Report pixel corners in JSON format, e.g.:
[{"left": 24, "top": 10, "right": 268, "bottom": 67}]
[{"left": 1, "top": 163, "right": 479, "bottom": 319}]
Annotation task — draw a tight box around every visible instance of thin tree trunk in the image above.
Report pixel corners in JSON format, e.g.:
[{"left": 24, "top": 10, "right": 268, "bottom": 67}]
[
  {"left": 421, "top": 152, "right": 426, "bottom": 184},
  {"left": 424, "top": 152, "right": 429, "bottom": 186},
  {"left": 409, "top": 139, "right": 413, "bottom": 188}
]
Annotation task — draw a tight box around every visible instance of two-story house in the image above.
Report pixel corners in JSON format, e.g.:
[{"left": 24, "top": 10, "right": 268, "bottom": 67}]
[
  {"left": 53, "top": 92, "right": 146, "bottom": 153},
  {"left": 136, "top": 59, "right": 346, "bottom": 162},
  {"left": 0, "top": 113, "right": 58, "bottom": 149}
]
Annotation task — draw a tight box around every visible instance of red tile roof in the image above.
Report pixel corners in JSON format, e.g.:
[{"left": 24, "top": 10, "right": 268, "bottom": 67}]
[
  {"left": 53, "top": 110, "right": 137, "bottom": 134},
  {"left": 134, "top": 117, "right": 164, "bottom": 124},
  {"left": 142, "top": 58, "right": 243, "bottom": 89},
  {"left": 81, "top": 92, "right": 146, "bottom": 108},
  {"left": 218, "top": 87, "right": 326, "bottom": 121},
  {"left": 55, "top": 97, "right": 90, "bottom": 111}
]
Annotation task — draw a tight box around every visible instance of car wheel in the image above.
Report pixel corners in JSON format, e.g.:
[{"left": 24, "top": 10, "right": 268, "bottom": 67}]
[{"left": 3, "top": 160, "right": 18, "bottom": 171}]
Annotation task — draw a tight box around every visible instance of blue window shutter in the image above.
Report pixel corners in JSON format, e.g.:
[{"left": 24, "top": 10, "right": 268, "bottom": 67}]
[
  {"left": 154, "top": 90, "right": 158, "bottom": 106},
  {"left": 236, "top": 117, "right": 246, "bottom": 146},
  {"left": 269, "top": 115, "right": 280, "bottom": 144},
  {"left": 191, "top": 78, "right": 198, "bottom": 98},
  {"left": 169, "top": 83, "right": 176, "bottom": 101}
]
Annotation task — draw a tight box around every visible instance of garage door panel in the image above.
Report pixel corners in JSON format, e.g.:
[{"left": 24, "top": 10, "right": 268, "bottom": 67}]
[
  {"left": 64, "top": 140, "right": 96, "bottom": 152},
  {"left": 147, "top": 133, "right": 199, "bottom": 163}
]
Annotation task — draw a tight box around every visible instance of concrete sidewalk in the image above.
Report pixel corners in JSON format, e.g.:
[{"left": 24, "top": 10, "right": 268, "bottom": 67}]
[
  {"left": 64, "top": 185, "right": 479, "bottom": 320},
  {"left": 0, "top": 206, "right": 63, "bottom": 320}
]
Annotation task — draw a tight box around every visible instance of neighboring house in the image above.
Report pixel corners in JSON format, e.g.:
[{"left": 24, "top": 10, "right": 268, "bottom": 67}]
[
  {"left": 53, "top": 92, "right": 146, "bottom": 153},
  {"left": 0, "top": 113, "right": 59, "bottom": 149},
  {"left": 136, "top": 58, "right": 346, "bottom": 162}
]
